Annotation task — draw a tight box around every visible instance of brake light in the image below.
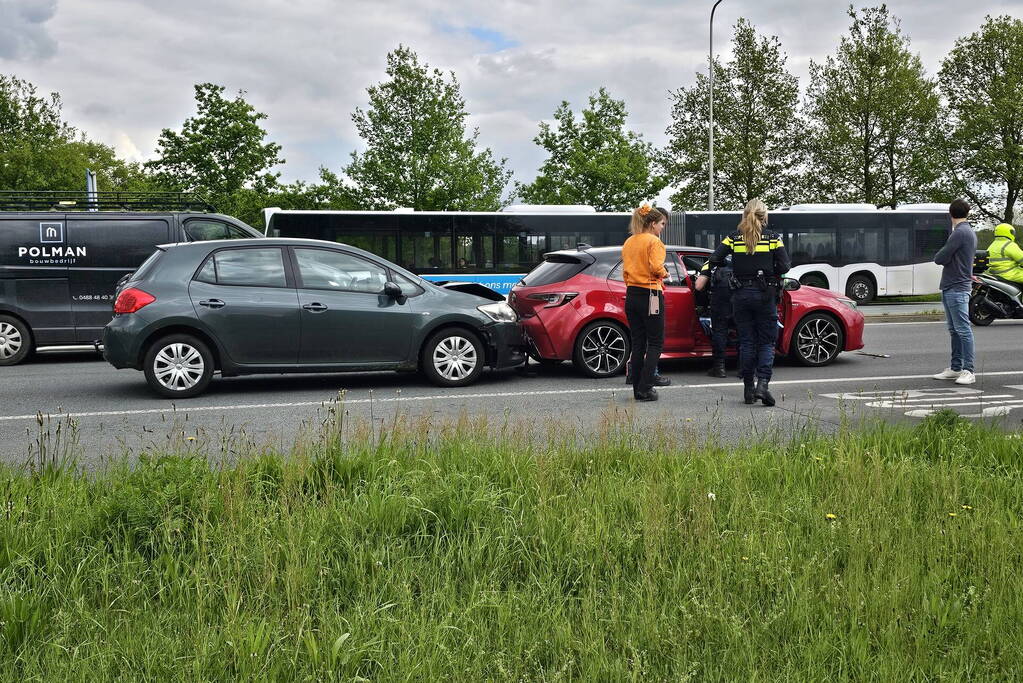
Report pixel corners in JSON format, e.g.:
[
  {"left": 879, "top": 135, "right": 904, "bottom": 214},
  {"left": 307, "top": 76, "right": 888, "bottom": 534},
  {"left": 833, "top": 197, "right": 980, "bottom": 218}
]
[
  {"left": 113, "top": 288, "right": 155, "bottom": 314},
  {"left": 526, "top": 292, "right": 579, "bottom": 308}
]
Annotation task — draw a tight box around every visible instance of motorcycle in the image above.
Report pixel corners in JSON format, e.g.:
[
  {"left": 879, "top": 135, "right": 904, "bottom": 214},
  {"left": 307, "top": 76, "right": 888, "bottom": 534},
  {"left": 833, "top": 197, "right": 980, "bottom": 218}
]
[{"left": 969, "top": 250, "right": 1023, "bottom": 326}]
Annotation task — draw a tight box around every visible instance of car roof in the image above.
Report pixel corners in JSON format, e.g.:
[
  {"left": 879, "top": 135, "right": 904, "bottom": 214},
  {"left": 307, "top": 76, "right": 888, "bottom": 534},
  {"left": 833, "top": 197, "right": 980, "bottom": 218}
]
[{"left": 161, "top": 237, "right": 394, "bottom": 263}]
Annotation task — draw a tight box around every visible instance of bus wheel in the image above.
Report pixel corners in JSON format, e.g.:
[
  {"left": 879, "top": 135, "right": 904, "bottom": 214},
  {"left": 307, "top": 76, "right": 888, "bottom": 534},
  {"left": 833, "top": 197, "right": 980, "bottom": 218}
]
[
  {"left": 845, "top": 274, "right": 875, "bottom": 303},
  {"left": 799, "top": 273, "right": 828, "bottom": 289}
]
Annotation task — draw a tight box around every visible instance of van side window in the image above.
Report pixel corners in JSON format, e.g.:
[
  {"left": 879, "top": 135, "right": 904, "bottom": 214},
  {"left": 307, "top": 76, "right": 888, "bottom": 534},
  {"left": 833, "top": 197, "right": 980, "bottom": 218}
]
[
  {"left": 194, "top": 248, "right": 287, "bottom": 288},
  {"left": 185, "top": 220, "right": 250, "bottom": 242}
]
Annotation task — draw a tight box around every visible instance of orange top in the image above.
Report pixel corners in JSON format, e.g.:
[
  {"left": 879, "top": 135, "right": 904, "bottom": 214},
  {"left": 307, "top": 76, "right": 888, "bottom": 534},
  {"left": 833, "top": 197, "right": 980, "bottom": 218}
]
[{"left": 622, "top": 232, "right": 668, "bottom": 290}]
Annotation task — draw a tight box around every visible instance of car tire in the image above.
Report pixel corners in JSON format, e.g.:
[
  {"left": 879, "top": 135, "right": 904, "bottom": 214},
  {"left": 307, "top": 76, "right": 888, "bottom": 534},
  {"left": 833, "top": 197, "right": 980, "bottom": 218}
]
[
  {"left": 0, "top": 315, "right": 33, "bottom": 366},
  {"left": 421, "top": 328, "right": 485, "bottom": 387},
  {"left": 572, "top": 320, "right": 630, "bottom": 378},
  {"left": 143, "top": 334, "right": 215, "bottom": 398},
  {"left": 845, "top": 274, "right": 875, "bottom": 303},
  {"left": 790, "top": 313, "right": 844, "bottom": 367}
]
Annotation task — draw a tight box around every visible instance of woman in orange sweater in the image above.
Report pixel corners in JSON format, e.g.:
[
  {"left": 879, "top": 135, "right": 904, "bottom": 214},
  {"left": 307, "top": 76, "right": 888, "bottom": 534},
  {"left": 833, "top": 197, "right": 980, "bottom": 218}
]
[{"left": 622, "top": 204, "right": 668, "bottom": 402}]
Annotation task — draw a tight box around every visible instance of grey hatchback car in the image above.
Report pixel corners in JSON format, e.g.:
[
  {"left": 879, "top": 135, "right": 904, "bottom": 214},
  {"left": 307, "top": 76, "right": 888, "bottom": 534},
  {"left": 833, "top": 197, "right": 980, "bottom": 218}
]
[{"left": 103, "top": 238, "right": 526, "bottom": 397}]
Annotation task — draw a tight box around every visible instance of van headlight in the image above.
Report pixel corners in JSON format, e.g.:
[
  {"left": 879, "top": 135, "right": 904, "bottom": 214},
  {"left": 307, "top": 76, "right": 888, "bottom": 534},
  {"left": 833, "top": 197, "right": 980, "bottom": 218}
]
[{"left": 477, "top": 302, "right": 518, "bottom": 322}]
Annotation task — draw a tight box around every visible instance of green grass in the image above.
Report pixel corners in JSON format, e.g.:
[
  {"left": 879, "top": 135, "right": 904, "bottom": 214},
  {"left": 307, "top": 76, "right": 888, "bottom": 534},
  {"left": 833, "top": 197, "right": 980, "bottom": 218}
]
[{"left": 2, "top": 409, "right": 1023, "bottom": 680}]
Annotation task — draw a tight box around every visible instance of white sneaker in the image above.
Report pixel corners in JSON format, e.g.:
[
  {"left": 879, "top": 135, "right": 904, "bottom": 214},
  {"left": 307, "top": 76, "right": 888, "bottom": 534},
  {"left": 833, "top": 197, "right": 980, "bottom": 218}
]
[
  {"left": 955, "top": 371, "right": 976, "bottom": 385},
  {"left": 933, "top": 368, "right": 963, "bottom": 380}
]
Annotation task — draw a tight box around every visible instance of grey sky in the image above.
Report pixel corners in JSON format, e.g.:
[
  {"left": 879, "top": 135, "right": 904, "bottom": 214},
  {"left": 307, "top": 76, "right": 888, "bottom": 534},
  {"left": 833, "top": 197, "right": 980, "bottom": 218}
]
[{"left": 2, "top": 0, "right": 1021, "bottom": 205}]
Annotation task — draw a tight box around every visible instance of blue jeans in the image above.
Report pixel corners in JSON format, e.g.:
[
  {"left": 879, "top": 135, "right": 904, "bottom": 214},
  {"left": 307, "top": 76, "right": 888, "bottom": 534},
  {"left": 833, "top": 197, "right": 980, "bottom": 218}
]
[
  {"left": 732, "top": 287, "right": 778, "bottom": 381},
  {"left": 942, "top": 289, "right": 974, "bottom": 372}
]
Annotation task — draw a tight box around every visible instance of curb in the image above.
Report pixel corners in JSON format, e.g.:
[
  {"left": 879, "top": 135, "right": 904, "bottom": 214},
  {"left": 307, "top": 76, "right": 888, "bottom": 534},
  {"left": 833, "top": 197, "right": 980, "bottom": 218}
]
[{"left": 863, "top": 313, "right": 944, "bottom": 323}]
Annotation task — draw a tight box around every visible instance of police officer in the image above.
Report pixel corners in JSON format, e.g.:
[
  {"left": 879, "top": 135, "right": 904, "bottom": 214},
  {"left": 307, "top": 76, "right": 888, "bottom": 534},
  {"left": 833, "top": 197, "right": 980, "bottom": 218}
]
[
  {"left": 707, "top": 199, "right": 790, "bottom": 406},
  {"left": 987, "top": 223, "right": 1023, "bottom": 286},
  {"left": 695, "top": 256, "right": 732, "bottom": 377}
]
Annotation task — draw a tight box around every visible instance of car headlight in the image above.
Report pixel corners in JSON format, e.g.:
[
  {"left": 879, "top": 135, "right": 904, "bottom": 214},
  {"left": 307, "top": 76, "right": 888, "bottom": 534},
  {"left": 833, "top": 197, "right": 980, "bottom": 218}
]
[
  {"left": 477, "top": 302, "right": 518, "bottom": 322},
  {"left": 838, "top": 298, "right": 858, "bottom": 311}
]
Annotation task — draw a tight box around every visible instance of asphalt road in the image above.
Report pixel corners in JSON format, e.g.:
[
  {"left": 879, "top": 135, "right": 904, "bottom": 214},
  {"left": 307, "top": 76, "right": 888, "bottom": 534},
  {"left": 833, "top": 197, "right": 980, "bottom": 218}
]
[{"left": 3, "top": 319, "right": 1022, "bottom": 466}]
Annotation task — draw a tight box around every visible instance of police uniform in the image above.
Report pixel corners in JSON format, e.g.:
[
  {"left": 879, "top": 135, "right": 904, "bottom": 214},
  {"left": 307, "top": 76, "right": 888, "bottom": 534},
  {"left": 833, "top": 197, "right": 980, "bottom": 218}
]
[
  {"left": 708, "top": 228, "right": 790, "bottom": 406},
  {"left": 699, "top": 257, "right": 733, "bottom": 377}
]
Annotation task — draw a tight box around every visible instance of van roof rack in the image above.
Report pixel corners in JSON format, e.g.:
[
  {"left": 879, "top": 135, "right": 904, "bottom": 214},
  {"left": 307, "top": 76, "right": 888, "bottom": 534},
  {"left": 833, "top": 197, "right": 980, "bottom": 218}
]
[{"left": 0, "top": 191, "right": 216, "bottom": 212}]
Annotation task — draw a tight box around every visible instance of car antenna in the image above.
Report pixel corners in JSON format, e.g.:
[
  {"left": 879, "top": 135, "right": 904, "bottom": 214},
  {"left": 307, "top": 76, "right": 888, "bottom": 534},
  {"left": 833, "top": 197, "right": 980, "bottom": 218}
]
[{"left": 576, "top": 243, "right": 592, "bottom": 251}]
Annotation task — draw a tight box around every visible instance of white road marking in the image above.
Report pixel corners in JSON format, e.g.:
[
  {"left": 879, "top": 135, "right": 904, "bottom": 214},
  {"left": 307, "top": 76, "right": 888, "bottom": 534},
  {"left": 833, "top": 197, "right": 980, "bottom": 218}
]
[
  {"left": 1, "top": 370, "right": 1022, "bottom": 424},
  {"left": 823, "top": 385, "right": 1023, "bottom": 419}
]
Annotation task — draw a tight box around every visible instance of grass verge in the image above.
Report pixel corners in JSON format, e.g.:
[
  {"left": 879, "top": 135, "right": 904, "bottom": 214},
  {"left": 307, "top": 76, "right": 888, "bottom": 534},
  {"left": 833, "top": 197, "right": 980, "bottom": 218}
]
[{"left": 2, "top": 409, "right": 1022, "bottom": 680}]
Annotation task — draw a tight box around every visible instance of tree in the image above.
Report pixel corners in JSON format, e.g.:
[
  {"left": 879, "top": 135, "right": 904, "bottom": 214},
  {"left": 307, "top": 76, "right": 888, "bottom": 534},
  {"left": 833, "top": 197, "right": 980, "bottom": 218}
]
[
  {"left": 344, "top": 46, "right": 511, "bottom": 211},
  {"left": 664, "top": 19, "right": 803, "bottom": 210},
  {"left": 230, "top": 168, "right": 360, "bottom": 230},
  {"left": 146, "top": 83, "right": 283, "bottom": 207},
  {"left": 939, "top": 15, "right": 1023, "bottom": 224},
  {"left": 0, "top": 74, "right": 155, "bottom": 192},
  {"left": 518, "top": 88, "right": 665, "bottom": 211},
  {"left": 804, "top": 5, "right": 944, "bottom": 208}
]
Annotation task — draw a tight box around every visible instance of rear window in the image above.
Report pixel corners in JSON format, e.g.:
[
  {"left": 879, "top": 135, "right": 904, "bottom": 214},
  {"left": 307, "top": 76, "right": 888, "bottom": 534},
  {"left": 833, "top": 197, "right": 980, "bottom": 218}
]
[
  {"left": 130, "top": 250, "right": 163, "bottom": 282},
  {"left": 520, "top": 258, "right": 587, "bottom": 287}
]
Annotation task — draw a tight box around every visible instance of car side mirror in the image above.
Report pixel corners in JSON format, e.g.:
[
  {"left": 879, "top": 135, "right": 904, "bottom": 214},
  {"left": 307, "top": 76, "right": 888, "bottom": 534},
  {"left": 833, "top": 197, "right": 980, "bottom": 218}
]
[
  {"left": 782, "top": 278, "right": 801, "bottom": 291},
  {"left": 382, "top": 281, "right": 406, "bottom": 302}
]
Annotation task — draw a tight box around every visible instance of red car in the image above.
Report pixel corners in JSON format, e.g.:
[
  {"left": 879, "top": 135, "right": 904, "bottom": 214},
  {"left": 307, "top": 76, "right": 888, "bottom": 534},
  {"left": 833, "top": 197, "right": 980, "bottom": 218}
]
[{"left": 510, "top": 246, "right": 865, "bottom": 377}]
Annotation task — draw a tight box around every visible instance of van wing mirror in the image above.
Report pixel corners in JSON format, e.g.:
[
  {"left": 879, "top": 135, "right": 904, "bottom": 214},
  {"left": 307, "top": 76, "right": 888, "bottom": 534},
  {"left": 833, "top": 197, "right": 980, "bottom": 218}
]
[{"left": 782, "top": 277, "right": 801, "bottom": 291}]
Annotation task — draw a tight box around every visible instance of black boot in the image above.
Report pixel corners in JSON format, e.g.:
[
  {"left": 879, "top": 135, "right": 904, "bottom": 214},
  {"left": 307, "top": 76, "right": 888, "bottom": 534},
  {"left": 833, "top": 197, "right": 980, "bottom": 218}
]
[
  {"left": 743, "top": 378, "right": 756, "bottom": 404},
  {"left": 707, "top": 360, "right": 727, "bottom": 378},
  {"left": 754, "top": 378, "right": 776, "bottom": 407}
]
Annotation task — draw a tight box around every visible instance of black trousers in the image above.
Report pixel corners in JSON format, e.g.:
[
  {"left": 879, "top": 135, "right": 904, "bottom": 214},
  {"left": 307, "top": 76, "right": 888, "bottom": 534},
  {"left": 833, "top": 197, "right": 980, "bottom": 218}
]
[
  {"left": 732, "top": 286, "right": 778, "bottom": 380},
  {"left": 625, "top": 286, "right": 664, "bottom": 394},
  {"left": 709, "top": 288, "right": 732, "bottom": 361}
]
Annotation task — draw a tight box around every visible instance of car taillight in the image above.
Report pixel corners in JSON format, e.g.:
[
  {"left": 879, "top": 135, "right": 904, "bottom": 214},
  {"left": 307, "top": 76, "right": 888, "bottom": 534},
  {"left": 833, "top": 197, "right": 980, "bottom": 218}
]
[
  {"left": 113, "top": 288, "right": 155, "bottom": 314},
  {"left": 526, "top": 292, "right": 578, "bottom": 308}
]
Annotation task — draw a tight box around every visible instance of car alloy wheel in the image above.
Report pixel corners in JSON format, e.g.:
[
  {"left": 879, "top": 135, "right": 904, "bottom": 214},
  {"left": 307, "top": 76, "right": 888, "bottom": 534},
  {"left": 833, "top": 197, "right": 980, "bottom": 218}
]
[
  {"left": 0, "top": 321, "right": 23, "bottom": 361},
  {"left": 433, "top": 335, "right": 478, "bottom": 382},
  {"left": 793, "top": 314, "right": 842, "bottom": 366},
  {"left": 576, "top": 322, "right": 628, "bottom": 377}
]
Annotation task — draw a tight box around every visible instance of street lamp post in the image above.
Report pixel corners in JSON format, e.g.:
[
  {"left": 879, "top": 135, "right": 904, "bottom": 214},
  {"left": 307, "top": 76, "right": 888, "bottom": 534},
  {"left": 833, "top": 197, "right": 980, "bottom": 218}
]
[{"left": 709, "top": 0, "right": 723, "bottom": 211}]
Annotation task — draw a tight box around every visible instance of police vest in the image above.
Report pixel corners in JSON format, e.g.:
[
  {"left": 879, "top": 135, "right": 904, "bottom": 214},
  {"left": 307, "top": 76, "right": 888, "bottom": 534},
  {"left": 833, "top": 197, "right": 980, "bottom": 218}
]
[{"left": 722, "top": 230, "right": 784, "bottom": 279}]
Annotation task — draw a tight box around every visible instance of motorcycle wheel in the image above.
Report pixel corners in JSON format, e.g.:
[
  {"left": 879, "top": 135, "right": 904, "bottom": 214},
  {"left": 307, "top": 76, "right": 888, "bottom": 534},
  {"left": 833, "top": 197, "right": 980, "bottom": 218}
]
[{"left": 969, "top": 295, "right": 996, "bottom": 326}]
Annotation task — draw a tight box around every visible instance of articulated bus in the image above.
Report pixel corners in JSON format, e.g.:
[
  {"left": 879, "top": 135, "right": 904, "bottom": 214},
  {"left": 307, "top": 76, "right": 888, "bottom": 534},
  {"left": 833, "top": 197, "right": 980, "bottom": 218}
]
[{"left": 265, "top": 203, "right": 952, "bottom": 303}]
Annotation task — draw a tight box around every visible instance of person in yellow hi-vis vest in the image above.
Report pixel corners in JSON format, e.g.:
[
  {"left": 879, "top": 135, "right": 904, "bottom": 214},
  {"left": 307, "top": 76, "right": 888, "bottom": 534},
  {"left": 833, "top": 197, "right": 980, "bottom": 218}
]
[{"left": 987, "top": 223, "right": 1023, "bottom": 285}]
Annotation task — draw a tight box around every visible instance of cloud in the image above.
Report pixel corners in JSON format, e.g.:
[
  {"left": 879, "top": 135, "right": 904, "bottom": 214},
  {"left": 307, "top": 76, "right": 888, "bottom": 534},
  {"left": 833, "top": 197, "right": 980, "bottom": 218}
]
[
  {"left": 1, "top": 0, "right": 1021, "bottom": 202},
  {"left": 0, "top": 0, "right": 58, "bottom": 60}
]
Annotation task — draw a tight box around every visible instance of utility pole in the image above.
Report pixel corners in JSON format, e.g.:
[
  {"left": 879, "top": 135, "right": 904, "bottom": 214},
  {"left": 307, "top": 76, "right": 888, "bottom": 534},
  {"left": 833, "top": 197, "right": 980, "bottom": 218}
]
[
  {"left": 85, "top": 169, "right": 98, "bottom": 211},
  {"left": 709, "top": 0, "right": 724, "bottom": 211}
]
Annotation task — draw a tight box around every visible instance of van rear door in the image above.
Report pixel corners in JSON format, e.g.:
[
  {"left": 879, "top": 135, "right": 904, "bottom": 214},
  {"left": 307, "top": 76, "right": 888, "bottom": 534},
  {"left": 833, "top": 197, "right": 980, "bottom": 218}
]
[
  {"left": 66, "top": 216, "right": 172, "bottom": 341},
  {"left": 0, "top": 215, "right": 74, "bottom": 345}
]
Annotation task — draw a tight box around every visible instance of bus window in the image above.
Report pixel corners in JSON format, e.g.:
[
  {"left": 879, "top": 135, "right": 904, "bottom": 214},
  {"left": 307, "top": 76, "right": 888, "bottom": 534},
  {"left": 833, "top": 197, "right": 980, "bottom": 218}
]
[
  {"left": 787, "top": 227, "right": 837, "bottom": 265},
  {"left": 839, "top": 228, "right": 883, "bottom": 264},
  {"left": 338, "top": 234, "right": 397, "bottom": 262},
  {"left": 913, "top": 217, "right": 948, "bottom": 260},
  {"left": 886, "top": 221, "right": 911, "bottom": 264},
  {"left": 454, "top": 216, "right": 495, "bottom": 270},
  {"left": 400, "top": 215, "right": 452, "bottom": 270}
]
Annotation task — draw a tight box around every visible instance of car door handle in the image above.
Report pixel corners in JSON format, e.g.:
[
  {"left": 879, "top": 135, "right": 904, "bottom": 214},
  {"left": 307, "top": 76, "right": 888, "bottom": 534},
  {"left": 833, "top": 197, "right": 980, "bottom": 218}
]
[
  {"left": 302, "top": 302, "right": 328, "bottom": 312},
  {"left": 198, "top": 299, "right": 225, "bottom": 309}
]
